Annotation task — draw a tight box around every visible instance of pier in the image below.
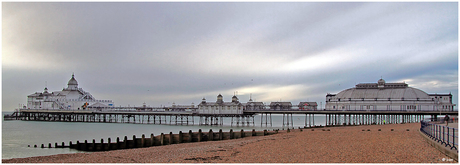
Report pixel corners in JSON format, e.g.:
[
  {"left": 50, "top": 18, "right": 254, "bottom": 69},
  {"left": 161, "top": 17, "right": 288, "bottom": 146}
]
[
  {"left": 5, "top": 108, "right": 457, "bottom": 128},
  {"left": 246, "top": 110, "right": 457, "bottom": 127}
]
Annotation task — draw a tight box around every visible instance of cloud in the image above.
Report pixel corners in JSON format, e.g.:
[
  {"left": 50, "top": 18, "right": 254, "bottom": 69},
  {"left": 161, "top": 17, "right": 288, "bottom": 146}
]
[{"left": 2, "top": 2, "right": 458, "bottom": 111}]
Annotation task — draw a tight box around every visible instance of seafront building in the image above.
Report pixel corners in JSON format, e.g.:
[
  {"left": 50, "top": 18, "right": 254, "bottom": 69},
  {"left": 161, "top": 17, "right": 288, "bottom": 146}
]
[
  {"left": 26, "top": 74, "right": 114, "bottom": 110},
  {"left": 325, "top": 79, "right": 455, "bottom": 111},
  {"left": 197, "top": 94, "right": 244, "bottom": 114}
]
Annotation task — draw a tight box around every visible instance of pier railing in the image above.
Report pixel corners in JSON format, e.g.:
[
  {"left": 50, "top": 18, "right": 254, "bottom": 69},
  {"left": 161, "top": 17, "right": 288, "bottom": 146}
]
[{"left": 420, "top": 120, "right": 458, "bottom": 151}]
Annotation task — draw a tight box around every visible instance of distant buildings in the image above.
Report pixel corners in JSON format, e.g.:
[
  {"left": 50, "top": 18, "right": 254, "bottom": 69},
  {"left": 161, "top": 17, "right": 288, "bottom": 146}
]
[
  {"left": 26, "top": 74, "right": 114, "bottom": 110},
  {"left": 325, "top": 79, "right": 455, "bottom": 111},
  {"left": 25, "top": 75, "right": 454, "bottom": 112}
]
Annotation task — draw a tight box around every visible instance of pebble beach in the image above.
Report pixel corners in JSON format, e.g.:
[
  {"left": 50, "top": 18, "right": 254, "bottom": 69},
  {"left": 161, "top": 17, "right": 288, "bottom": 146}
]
[{"left": 2, "top": 123, "right": 455, "bottom": 163}]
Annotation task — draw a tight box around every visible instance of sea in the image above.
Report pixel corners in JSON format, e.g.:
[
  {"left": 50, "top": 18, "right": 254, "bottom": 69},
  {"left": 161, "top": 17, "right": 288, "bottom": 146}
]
[{"left": 2, "top": 112, "right": 328, "bottom": 159}]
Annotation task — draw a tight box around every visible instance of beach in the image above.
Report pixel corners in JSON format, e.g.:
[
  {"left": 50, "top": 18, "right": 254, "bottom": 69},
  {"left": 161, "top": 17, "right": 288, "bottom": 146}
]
[{"left": 2, "top": 123, "right": 454, "bottom": 163}]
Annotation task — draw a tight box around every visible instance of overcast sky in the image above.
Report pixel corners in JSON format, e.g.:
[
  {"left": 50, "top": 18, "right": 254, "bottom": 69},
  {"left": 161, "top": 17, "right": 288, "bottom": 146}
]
[{"left": 2, "top": 2, "right": 458, "bottom": 111}]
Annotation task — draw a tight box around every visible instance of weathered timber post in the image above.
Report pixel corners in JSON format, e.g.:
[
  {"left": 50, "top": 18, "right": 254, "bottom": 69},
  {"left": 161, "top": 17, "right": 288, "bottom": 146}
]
[
  {"left": 150, "top": 133, "right": 155, "bottom": 146},
  {"left": 178, "top": 131, "right": 183, "bottom": 144},
  {"left": 230, "top": 129, "right": 234, "bottom": 139},
  {"left": 160, "top": 133, "right": 165, "bottom": 145},
  {"left": 92, "top": 139, "right": 96, "bottom": 151},
  {"left": 62, "top": 142, "right": 65, "bottom": 148},
  {"left": 241, "top": 129, "right": 244, "bottom": 138},
  {"left": 123, "top": 136, "right": 128, "bottom": 149},
  {"left": 70, "top": 141, "right": 73, "bottom": 148},
  {"left": 198, "top": 129, "right": 202, "bottom": 142},
  {"left": 209, "top": 129, "right": 214, "bottom": 141},
  {"left": 76, "top": 141, "right": 80, "bottom": 150},
  {"left": 108, "top": 138, "right": 111, "bottom": 150},
  {"left": 133, "top": 135, "right": 137, "bottom": 148},
  {"left": 55, "top": 142, "right": 58, "bottom": 148},
  {"left": 264, "top": 130, "right": 267, "bottom": 136},
  {"left": 169, "top": 132, "right": 174, "bottom": 144},
  {"left": 252, "top": 129, "right": 256, "bottom": 136},
  {"left": 84, "top": 140, "right": 88, "bottom": 151},
  {"left": 49, "top": 143, "right": 52, "bottom": 148},
  {"left": 42, "top": 144, "right": 45, "bottom": 148},
  {"left": 141, "top": 134, "right": 145, "bottom": 147},
  {"left": 116, "top": 137, "right": 120, "bottom": 149},
  {"left": 188, "top": 130, "right": 193, "bottom": 143},
  {"left": 100, "top": 138, "right": 104, "bottom": 151},
  {"left": 219, "top": 129, "right": 223, "bottom": 140}
]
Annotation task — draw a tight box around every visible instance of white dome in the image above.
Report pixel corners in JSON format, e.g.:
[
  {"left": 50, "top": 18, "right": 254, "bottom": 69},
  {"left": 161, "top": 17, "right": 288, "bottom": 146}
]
[
  {"left": 67, "top": 74, "right": 78, "bottom": 89},
  {"left": 334, "top": 87, "right": 431, "bottom": 100}
]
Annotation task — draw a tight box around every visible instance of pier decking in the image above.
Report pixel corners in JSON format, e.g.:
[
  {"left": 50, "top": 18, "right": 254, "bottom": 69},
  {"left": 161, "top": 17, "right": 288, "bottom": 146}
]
[{"left": 4, "top": 108, "right": 457, "bottom": 127}]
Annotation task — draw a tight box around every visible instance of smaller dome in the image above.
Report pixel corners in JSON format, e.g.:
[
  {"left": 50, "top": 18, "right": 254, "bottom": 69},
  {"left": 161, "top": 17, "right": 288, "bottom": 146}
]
[
  {"left": 378, "top": 78, "right": 385, "bottom": 84},
  {"left": 68, "top": 74, "right": 78, "bottom": 86}
]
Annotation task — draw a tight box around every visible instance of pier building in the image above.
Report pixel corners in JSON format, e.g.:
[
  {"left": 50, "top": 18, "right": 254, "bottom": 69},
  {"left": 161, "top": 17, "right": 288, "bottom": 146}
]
[
  {"left": 298, "top": 102, "right": 318, "bottom": 110},
  {"left": 244, "top": 97, "right": 265, "bottom": 111},
  {"left": 269, "top": 102, "right": 292, "bottom": 110},
  {"left": 26, "top": 74, "right": 114, "bottom": 110},
  {"left": 197, "top": 94, "right": 244, "bottom": 114},
  {"left": 325, "top": 79, "right": 455, "bottom": 111}
]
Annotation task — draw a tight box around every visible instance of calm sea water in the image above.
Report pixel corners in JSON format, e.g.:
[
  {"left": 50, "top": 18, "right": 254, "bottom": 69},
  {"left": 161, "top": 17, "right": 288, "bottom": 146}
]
[{"left": 2, "top": 113, "right": 327, "bottom": 159}]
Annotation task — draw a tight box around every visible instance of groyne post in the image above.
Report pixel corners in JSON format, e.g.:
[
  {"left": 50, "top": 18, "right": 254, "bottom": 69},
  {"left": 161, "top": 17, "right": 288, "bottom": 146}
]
[
  {"left": 219, "top": 129, "right": 223, "bottom": 140},
  {"left": 133, "top": 135, "right": 137, "bottom": 148},
  {"left": 150, "top": 133, "right": 155, "bottom": 146},
  {"left": 241, "top": 129, "right": 244, "bottom": 138},
  {"left": 188, "top": 130, "right": 193, "bottom": 143},
  {"left": 198, "top": 129, "right": 202, "bottom": 142},
  {"left": 141, "top": 134, "right": 145, "bottom": 147},
  {"left": 178, "top": 131, "right": 183, "bottom": 144},
  {"left": 108, "top": 138, "right": 111, "bottom": 150},
  {"left": 100, "top": 138, "right": 104, "bottom": 151},
  {"left": 84, "top": 140, "right": 88, "bottom": 151},
  {"left": 169, "top": 132, "right": 173, "bottom": 144},
  {"left": 209, "top": 129, "right": 214, "bottom": 141},
  {"left": 123, "top": 136, "right": 128, "bottom": 149},
  {"left": 160, "top": 133, "right": 165, "bottom": 145},
  {"left": 116, "top": 137, "right": 120, "bottom": 149},
  {"left": 230, "top": 129, "right": 234, "bottom": 139}
]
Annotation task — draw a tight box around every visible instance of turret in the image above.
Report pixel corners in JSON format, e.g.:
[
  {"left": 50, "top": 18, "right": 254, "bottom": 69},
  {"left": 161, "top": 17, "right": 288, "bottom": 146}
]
[
  {"left": 232, "top": 95, "right": 238, "bottom": 103},
  {"left": 67, "top": 74, "right": 78, "bottom": 89},
  {"left": 216, "top": 94, "right": 223, "bottom": 104}
]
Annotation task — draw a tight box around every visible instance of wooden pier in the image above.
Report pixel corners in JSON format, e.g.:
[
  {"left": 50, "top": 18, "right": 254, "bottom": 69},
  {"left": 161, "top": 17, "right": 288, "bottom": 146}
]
[
  {"left": 244, "top": 110, "right": 458, "bottom": 127},
  {"left": 4, "top": 109, "right": 458, "bottom": 128}
]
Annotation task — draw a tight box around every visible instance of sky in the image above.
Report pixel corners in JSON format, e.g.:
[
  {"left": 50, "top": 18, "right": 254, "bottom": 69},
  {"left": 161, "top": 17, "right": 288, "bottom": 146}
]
[{"left": 2, "top": 2, "right": 458, "bottom": 111}]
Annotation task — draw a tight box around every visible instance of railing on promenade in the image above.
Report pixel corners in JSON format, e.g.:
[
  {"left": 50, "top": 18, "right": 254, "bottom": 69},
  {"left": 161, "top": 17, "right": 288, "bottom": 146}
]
[{"left": 420, "top": 120, "right": 458, "bottom": 152}]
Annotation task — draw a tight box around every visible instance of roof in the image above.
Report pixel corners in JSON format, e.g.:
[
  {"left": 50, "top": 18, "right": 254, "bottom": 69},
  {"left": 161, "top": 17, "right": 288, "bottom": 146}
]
[
  {"left": 331, "top": 79, "right": 432, "bottom": 100},
  {"left": 270, "top": 102, "right": 292, "bottom": 106},
  {"left": 299, "top": 102, "right": 318, "bottom": 106},
  {"left": 333, "top": 86, "right": 431, "bottom": 100},
  {"left": 67, "top": 74, "right": 78, "bottom": 86}
]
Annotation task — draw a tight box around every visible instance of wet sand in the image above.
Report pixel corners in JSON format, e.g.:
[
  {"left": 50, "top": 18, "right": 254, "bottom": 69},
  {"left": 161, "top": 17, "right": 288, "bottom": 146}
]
[{"left": 2, "top": 123, "right": 454, "bottom": 163}]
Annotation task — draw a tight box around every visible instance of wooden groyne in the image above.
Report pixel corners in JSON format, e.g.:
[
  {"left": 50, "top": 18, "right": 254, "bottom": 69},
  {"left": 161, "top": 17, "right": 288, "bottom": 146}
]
[{"left": 29, "top": 129, "right": 278, "bottom": 152}]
